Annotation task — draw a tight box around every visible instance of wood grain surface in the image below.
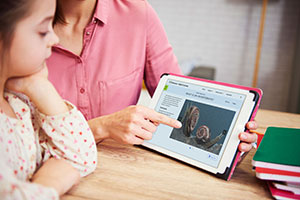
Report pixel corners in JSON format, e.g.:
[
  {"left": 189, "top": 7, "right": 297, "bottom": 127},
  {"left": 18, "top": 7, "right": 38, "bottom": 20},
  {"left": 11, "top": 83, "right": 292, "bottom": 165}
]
[{"left": 62, "top": 109, "right": 300, "bottom": 200}]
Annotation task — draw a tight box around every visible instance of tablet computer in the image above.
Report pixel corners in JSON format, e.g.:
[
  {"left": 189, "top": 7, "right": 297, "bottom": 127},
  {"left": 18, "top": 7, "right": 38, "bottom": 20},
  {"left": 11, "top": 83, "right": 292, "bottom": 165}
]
[{"left": 142, "top": 73, "right": 262, "bottom": 180}]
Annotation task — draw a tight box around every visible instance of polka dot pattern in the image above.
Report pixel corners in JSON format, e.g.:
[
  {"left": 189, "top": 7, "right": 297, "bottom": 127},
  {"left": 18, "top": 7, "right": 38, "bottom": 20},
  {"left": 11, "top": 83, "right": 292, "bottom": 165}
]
[{"left": 0, "top": 92, "right": 97, "bottom": 199}]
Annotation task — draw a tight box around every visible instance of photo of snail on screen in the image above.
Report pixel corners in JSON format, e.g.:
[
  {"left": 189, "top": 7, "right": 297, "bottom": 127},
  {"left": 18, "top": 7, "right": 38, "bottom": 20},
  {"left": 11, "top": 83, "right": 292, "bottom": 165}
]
[{"left": 169, "top": 100, "right": 235, "bottom": 155}]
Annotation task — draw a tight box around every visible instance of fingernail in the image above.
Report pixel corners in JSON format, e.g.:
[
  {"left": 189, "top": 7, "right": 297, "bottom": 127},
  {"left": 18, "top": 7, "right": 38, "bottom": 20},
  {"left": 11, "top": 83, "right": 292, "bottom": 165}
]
[
  {"left": 249, "top": 122, "right": 254, "bottom": 129},
  {"left": 241, "top": 134, "right": 247, "bottom": 140},
  {"left": 176, "top": 121, "right": 182, "bottom": 128},
  {"left": 241, "top": 145, "right": 246, "bottom": 152}
]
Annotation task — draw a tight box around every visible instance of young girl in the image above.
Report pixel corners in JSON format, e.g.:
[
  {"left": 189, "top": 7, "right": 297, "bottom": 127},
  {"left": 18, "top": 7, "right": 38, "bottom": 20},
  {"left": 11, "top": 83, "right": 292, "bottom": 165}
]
[{"left": 0, "top": 0, "right": 97, "bottom": 199}]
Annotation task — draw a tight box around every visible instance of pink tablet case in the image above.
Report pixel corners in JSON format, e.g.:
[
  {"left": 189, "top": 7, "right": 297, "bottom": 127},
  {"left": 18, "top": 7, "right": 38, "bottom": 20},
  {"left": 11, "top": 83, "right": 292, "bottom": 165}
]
[{"left": 167, "top": 73, "right": 263, "bottom": 180}]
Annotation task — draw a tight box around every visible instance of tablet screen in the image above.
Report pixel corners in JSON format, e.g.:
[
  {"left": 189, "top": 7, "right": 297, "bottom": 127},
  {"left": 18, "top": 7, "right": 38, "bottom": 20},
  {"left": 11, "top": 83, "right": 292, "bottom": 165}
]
[{"left": 148, "top": 78, "right": 246, "bottom": 168}]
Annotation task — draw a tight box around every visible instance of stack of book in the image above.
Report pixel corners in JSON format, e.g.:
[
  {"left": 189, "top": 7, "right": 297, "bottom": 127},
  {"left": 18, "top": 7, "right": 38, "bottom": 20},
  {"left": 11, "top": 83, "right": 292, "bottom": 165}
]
[{"left": 252, "top": 127, "right": 300, "bottom": 200}]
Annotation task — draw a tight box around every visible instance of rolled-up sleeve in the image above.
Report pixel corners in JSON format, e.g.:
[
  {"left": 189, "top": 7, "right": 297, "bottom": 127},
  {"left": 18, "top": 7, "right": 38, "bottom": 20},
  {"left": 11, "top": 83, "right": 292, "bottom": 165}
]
[{"left": 144, "top": 1, "right": 182, "bottom": 96}]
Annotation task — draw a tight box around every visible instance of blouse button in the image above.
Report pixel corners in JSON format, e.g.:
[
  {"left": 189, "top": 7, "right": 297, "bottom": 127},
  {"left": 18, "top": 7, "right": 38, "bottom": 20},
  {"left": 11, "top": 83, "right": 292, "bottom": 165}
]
[
  {"left": 80, "top": 88, "right": 85, "bottom": 94},
  {"left": 86, "top": 31, "right": 90, "bottom": 35}
]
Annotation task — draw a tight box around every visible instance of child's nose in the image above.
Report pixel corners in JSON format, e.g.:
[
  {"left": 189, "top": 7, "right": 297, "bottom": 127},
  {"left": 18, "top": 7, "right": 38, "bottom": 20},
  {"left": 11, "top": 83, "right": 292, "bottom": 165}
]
[{"left": 47, "top": 31, "right": 59, "bottom": 48}]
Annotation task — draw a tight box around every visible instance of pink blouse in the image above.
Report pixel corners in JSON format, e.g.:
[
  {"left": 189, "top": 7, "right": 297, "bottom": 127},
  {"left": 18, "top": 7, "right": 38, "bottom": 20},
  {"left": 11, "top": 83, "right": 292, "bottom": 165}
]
[
  {"left": 0, "top": 92, "right": 97, "bottom": 199},
  {"left": 47, "top": 0, "right": 181, "bottom": 120}
]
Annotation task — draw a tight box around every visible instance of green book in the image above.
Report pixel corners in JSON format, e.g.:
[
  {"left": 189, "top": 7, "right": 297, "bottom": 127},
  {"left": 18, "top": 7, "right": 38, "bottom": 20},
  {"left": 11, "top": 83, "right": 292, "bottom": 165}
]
[{"left": 253, "top": 127, "right": 300, "bottom": 167}]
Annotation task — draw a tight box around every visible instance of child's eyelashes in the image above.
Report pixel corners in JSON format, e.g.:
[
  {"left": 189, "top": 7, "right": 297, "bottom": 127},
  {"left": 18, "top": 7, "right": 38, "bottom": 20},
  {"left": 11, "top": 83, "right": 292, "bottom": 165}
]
[
  {"left": 39, "top": 31, "right": 50, "bottom": 37},
  {"left": 38, "top": 21, "right": 54, "bottom": 38}
]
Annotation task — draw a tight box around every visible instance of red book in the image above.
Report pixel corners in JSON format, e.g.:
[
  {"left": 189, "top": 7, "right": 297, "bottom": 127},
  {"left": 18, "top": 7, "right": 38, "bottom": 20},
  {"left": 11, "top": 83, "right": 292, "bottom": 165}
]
[
  {"left": 256, "top": 167, "right": 300, "bottom": 177},
  {"left": 268, "top": 181, "right": 300, "bottom": 200},
  {"left": 273, "top": 181, "right": 300, "bottom": 195}
]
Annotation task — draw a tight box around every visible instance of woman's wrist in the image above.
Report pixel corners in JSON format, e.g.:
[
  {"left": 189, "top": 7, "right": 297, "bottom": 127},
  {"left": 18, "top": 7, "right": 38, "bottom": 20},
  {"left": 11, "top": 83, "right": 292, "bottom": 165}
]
[{"left": 88, "top": 116, "right": 110, "bottom": 143}]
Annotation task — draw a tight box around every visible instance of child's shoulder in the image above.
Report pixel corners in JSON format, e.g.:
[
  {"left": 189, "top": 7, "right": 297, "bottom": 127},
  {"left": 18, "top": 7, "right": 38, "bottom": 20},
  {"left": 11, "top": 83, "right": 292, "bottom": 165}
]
[{"left": 4, "top": 91, "right": 35, "bottom": 118}]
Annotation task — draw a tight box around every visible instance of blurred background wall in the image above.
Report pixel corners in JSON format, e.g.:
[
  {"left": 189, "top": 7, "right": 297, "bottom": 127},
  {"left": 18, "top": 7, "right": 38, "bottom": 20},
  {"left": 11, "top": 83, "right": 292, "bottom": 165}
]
[{"left": 147, "top": 0, "right": 300, "bottom": 113}]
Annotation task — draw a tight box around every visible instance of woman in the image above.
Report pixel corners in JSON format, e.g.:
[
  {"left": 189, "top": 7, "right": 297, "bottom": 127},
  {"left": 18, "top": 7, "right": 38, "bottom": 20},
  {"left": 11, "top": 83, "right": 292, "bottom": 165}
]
[{"left": 47, "top": 0, "right": 257, "bottom": 151}]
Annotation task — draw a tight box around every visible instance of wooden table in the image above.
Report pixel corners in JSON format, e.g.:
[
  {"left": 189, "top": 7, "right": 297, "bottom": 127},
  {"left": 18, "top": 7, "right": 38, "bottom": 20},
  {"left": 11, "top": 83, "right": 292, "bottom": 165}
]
[{"left": 62, "top": 109, "right": 300, "bottom": 200}]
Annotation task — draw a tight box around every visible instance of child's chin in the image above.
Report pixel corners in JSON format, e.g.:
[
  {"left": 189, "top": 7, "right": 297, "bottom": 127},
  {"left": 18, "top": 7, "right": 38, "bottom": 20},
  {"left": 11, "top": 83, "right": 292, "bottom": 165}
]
[{"left": 45, "top": 51, "right": 52, "bottom": 59}]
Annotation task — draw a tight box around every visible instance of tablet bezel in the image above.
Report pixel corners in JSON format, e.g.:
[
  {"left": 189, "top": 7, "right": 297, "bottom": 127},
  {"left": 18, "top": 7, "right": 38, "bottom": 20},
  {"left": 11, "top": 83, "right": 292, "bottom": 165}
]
[{"left": 142, "top": 74, "right": 255, "bottom": 174}]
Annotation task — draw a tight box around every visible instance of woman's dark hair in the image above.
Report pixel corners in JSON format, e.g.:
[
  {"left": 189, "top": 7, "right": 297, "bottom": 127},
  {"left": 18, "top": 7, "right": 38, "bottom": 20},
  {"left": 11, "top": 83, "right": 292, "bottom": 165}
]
[
  {"left": 54, "top": 0, "right": 66, "bottom": 25},
  {"left": 0, "top": 0, "right": 34, "bottom": 66}
]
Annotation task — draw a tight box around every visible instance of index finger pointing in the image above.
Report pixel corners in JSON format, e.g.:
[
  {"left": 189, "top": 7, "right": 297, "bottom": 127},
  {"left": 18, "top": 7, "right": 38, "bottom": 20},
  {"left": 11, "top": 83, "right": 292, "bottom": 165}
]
[{"left": 146, "top": 109, "right": 182, "bottom": 128}]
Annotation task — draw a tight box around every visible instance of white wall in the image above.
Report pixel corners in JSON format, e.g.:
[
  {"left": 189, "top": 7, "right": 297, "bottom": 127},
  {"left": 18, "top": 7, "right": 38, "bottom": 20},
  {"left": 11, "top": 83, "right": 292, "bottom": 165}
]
[{"left": 148, "top": 0, "right": 300, "bottom": 112}]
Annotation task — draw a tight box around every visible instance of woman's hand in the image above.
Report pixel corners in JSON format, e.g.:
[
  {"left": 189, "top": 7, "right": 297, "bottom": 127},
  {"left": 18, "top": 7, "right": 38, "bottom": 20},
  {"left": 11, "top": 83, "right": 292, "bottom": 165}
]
[
  {"left": 31, "top": 158, "right": 80, "bottom": 196},
  {"left": 89, "top": 105, "right": 182, "bottom": 144},
  {"left": 238, "top": 121, "right": 258, "bottom": 152},
  {"left": 89, "top": 104, "right": 258, "bottom": 152}
]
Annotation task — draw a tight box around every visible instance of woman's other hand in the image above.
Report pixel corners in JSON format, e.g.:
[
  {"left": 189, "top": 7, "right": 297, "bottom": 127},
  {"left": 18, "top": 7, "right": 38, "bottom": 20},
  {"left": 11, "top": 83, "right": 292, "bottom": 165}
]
[{"left": 238, "top": 121, "right": 258, "bottom": 152}]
